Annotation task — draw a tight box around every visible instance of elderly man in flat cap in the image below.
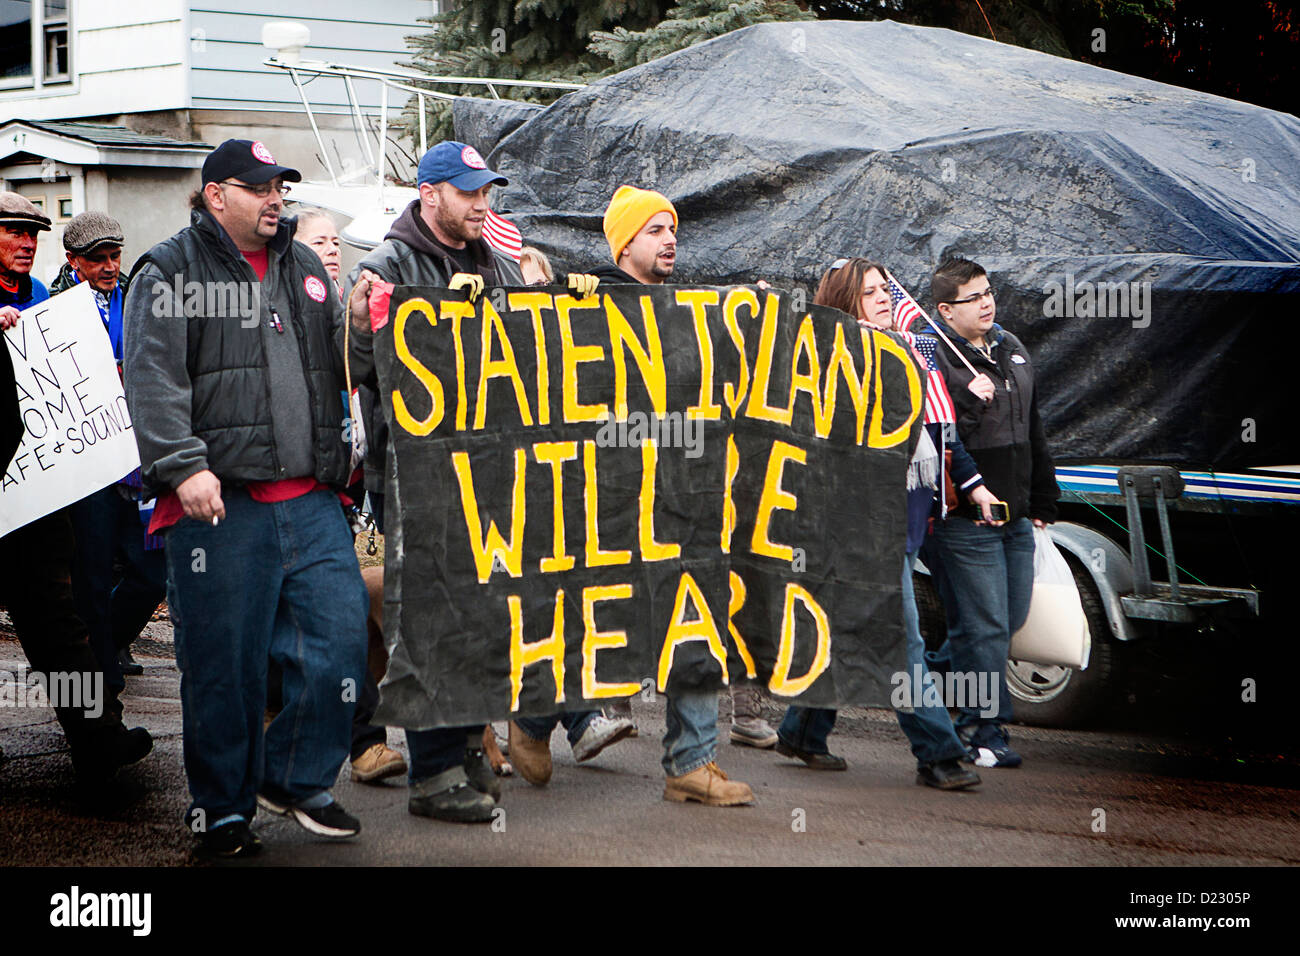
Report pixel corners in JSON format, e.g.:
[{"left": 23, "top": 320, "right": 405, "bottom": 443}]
[
  {"left": 51, "top": 211, "right": 128, "bottom": 334},
  {"left": 0, "top": 192, "right": 154, "bottom": 786},
  {"left": 0, "top": 191, "right": 51, "bottom": 317},
  {"left": 50, "top": 213, "right": 168, "bottom": 700}
]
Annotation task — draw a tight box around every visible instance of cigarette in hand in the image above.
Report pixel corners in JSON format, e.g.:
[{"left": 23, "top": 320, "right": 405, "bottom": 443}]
[{"left": 212, "top": 515, "right": 220, "bottom": 526}]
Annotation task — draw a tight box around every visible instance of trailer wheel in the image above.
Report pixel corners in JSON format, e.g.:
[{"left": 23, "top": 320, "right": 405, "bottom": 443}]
[{"left": 1006, "top": 555, "right": 1119, "bottom": 729}]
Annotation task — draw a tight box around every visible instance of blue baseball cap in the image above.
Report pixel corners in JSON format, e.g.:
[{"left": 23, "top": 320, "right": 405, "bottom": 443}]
[{"left": 417, "top": 141, "right": 508, "bottom": 190}]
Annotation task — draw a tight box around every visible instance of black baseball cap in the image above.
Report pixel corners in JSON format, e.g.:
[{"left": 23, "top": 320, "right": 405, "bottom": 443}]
[{"left": 202, "top": 139, "right": 302, "bottom": 186}]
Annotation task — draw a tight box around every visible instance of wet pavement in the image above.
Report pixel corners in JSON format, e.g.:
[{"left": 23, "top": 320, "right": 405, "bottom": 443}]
[{"left": 2, "top": 621, "right": 1297, "bottom": 868}]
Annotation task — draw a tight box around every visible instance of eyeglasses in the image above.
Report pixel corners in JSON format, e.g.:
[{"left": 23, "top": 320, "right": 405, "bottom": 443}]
[
  {"left": 944, "top": 288, "right": 994, "bottom": 305},
  {"left": 829, "top": 258, "right": 850, "bottom": 270},
  {"left": 221, "top": 181, "right": 292, "bottom": 198}
]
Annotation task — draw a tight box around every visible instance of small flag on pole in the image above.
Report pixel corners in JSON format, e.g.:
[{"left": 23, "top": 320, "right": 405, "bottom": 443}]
[
  {"left": 887, "top": 273, "right": 956, "bottom": 424},
  {"left": 483, "top": 208, "right": 523, "bottom": 262}
]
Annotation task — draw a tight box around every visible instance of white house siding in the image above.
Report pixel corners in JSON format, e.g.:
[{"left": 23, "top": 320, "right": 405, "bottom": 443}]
[
  {"left": 190, "top": 1, "right": 432, "bottom": 114},
  {"left": 0, "top": 0, "right": 189, "bottom": 121}
]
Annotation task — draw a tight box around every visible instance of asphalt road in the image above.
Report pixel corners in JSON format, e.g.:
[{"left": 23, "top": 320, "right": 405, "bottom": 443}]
[{"left": 2, "top": 624, "right": 1297, "bottom": 868}]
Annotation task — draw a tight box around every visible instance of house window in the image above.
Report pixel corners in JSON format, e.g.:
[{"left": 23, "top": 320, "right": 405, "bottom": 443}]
[
  {"left": 0, "top": 0, "right": 71, "bottom": 89},
  {"left": 43, "top": 1, "right": 68, "bottom": 81},
  {"left": 0, "top": 1, "right": 34, "bottom": 84},
  {"left": 56, "top": 195, "right": 72, "bottom": 219}
]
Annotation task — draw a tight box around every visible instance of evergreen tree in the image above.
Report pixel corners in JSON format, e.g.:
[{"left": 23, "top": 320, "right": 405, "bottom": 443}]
[
  {"left": 399, "top": 0, "right": 672, "bottom": 146},
  {"left": 588, "top": 0, "right": 814, "bottom": 72}
]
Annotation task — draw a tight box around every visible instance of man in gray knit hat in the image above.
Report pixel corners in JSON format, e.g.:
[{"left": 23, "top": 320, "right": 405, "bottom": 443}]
[
  {"left": 0, "top": 192, "right": 153, "bottom": 785},
  {"left": 51, "top": 211, "right": 168, "bottom": 694}
]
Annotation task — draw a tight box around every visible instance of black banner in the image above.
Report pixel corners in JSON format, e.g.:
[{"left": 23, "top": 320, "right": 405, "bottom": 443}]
[{"left": 371, "top": 284, "right": 925, "bottom": 728}]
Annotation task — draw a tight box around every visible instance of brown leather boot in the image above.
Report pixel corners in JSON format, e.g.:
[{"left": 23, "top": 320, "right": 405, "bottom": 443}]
[
  {"left": 663, "top": 762, "right": 754, "bottom": 806},
  {"left": 508, "top": 720, "right": 552, "bottom": 786}
]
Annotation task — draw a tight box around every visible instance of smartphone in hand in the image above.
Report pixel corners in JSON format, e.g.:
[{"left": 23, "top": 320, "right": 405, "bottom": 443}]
[{"left": 987, "top": 501, "right": 1010, "bottom": 523}]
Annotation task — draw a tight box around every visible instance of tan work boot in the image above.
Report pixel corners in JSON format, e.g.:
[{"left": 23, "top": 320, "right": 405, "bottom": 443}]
[
  {"left": 351, "top": 742, "right": 407, "bottom": 783},
  {"left": 508, "top": 721, "right": 552, "bottom": 786},
  {"left": 663, "top": 762, "right": 754, "bottom": 806}
]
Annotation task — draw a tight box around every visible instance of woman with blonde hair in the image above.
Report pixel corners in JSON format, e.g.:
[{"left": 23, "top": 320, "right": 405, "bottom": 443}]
[{"left": 519, "top": 246, "right": 554, "bottom": 286}]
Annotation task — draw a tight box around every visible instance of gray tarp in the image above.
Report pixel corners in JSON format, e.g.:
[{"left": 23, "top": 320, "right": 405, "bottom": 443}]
[{"left": 456, "top": 20, "right": 1299, "bottom": 470}]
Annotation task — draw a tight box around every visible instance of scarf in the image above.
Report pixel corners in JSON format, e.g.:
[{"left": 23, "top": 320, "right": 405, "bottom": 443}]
[
  {"left": 82, "top": 277, "right": 126, "bottom": 362},
  {"left": 906, "top": 426, "right": 940, "bottom": 492}
]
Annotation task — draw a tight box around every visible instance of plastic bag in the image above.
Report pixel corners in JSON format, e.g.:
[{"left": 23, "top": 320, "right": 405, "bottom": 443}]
[
  {"left": 345, "top": 387, "right": 367, "bottom": 473},
  {"left": 1009, "top": 527, "right": 1092, "bottom": 669}
]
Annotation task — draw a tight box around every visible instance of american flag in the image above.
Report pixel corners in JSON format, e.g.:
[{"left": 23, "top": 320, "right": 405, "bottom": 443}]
[
  {"left": 888, "top": 272, "right": 926, "bottom": 334},
  {"left": 887, "top": 273, "right": 956, "bottom": 424},
  {"left": 483, "top": 208, "right": 523, "bottom": 262}
]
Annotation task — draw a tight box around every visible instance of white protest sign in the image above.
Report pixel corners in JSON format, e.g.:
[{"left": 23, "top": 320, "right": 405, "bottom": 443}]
[{"left": 1, "top": 282, "right": 140, "bottom": 535}]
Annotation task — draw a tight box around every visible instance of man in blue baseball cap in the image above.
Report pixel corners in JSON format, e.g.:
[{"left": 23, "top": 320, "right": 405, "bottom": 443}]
[
  {"left": 348, "top": 141, "right": 519, "bottom": 309},
  {"left": 345, "top": 141, "right": 525, "bottom": 824}
]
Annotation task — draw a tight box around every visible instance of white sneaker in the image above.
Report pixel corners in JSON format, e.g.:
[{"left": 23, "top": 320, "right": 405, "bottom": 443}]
[{"left": 571, "top": 714, "right": 635, "bottom": 763}]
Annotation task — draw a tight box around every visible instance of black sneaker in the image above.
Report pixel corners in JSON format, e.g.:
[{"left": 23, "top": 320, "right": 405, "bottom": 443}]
[
  {"left": 291, "top": 800, "right": 361, "bottom": 838},
  {"left": 409, "top": 766, "right": 497, "bottom": 823},
  {"left": 196, "top": 819, "right": 262, "bottom": 859},
  {"left": 464, "top": 745, "right": 502, "bottom": 802},
  {"left": 962, "top": 725, "right": 1023, "bottom": 768},
  {"left": 256, "top": 791, "right": 290, "bottom": 817},
  {"left": 257, "top": 793, "right": 360, "bottom": 838}
]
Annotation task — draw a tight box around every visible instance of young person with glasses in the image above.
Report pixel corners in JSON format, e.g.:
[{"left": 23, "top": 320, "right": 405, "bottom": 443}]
[{"left": 918, "top": 257, "right": 1060, "bottom": 769}]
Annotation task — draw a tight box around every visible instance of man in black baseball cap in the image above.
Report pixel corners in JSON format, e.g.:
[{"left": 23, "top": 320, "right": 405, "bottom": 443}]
[
  {"left": 124, "top": 137, "right": 367, "bottom": 857},
  {"left": 201, "top": 138, "right": 303, "bottom": 187}
]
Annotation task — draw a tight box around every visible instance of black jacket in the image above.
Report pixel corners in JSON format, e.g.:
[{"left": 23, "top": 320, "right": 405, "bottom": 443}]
[
  {"left": 49, "top": 262, "right": 129, "bottom": 298},
  {"left": 351, "top": 200, "right": 523, "bottom": 293},
  {"left": 347, "top": 201, "right": 525, "bottom": 492},
  {"left": 587, "top": 263, "right": 641, "bottom": 284},
  {"left": 920, "top": 320, "right": 1058, "bottom": 523},
  {"left": 124, "top": 209, "right": 350, "bottom": 498},
  {"left": 1, "top": 338, "right": 18, "bottom": 477}
]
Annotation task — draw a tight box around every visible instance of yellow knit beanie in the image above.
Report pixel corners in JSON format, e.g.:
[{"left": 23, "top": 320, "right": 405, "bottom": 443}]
[{"left": 602, "top": 185, "right": 678, "bottom": 264}]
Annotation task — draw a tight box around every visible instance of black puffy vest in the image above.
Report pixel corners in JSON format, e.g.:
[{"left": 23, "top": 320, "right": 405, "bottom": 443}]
[{"left": 131, "top": 210, "right": 350, "bottom": 492}]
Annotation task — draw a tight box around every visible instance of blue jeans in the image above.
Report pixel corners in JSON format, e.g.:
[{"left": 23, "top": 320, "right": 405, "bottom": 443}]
[
  {"left": 516, "top": 710, "right": 597, "bottom": 747},
  {"left": 406, "top": 725, "right": 486, "bottom": 782},
  {"left": 922, "top": 516, "right": 1035, "bottom": 731},
  {"left": 780, "top": 552, "right": 970, "bottom": 767},
  {"left": 895, "top": 551, "right": 969, "bottom": 765},
  {"left": 778, "top": 705, "right": 837, "bottom": 754},
  {"left": 662, "top": 688, "right": 718, "bottom": 776},
  {"left": 165, "top": 488, "right": 368, "bottom": 825}
]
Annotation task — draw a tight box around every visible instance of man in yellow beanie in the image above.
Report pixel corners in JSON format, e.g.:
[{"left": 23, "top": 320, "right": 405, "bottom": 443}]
[
  {"left": 573, "top": 185, "right": 757, "bottom": 807},
  {"left": 592, "top": 185, "right": 680, "bottom": 284}
]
